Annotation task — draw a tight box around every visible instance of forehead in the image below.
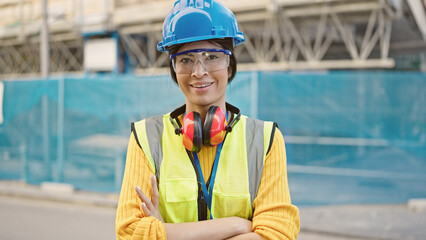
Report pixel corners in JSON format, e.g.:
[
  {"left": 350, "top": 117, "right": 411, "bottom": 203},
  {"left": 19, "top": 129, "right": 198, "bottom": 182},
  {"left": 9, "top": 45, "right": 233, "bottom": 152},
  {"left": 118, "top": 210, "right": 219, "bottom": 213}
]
[{"left": 178, "top": 40, "right": 223, "bottom": 52}]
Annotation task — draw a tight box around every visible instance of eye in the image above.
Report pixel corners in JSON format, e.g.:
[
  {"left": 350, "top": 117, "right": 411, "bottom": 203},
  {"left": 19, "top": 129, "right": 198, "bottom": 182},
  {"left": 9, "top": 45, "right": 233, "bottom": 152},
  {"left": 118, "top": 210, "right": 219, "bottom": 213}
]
[
  {"left": 206, "top": 53, "right": 219, "bottom": 61},
  {"left": 178, "top": 57, "right": 194, "bottom": 64}
]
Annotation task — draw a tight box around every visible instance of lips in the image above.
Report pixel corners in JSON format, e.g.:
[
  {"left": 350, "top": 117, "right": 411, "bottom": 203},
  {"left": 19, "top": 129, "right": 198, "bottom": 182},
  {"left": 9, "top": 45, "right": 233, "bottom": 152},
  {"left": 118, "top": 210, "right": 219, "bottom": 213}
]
[{"left": 190, "top": 82, "right": 213, "bottom": 88}]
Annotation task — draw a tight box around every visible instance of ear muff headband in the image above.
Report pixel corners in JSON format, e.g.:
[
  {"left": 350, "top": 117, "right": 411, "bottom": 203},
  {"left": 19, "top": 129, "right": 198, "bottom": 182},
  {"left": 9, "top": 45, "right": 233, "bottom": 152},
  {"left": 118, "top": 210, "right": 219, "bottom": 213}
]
[{"left": 224, "top": 102, "right": 241, "bottom": 132}]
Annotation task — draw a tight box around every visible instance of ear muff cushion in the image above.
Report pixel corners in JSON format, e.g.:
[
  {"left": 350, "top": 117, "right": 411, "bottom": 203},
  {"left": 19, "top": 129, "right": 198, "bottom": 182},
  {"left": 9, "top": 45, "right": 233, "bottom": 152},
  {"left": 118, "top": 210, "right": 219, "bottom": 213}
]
[
  {"left": 203, "top": 106, "right": 226, "bottom": 146},
  {"left": 183, "top": 112, "right": 202, "bottom": 152}
]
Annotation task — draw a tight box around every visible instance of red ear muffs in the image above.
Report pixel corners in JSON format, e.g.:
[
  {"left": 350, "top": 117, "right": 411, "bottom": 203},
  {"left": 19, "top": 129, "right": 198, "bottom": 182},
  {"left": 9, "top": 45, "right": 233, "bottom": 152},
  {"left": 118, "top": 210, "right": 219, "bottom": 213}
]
[
  {"left": 177, "top": 106, "right": 228, "bottom": 152},
  {"left": 203, "top": 106, "right": 227, "bottom": 146},
  {"left": 170, "top": 103, "right": 241, "bottom": 152},
  {"left": 182, "top": 111, "right": 202, "bottom": 152}
]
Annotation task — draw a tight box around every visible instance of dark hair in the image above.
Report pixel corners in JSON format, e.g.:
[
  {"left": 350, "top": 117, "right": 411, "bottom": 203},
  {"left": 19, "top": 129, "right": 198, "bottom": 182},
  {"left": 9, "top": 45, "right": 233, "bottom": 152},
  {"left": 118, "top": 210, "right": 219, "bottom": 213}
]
[{"left": 168, "top": 38, "right": 237, "bottom": 84}]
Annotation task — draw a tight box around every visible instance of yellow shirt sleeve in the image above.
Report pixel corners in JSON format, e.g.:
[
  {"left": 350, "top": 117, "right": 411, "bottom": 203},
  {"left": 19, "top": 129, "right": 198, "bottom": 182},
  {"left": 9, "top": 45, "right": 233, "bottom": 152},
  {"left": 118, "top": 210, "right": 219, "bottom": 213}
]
[
  {"left": 115, "top": 132, "right": 167, "bottom": 240},
  {"left": 252, "top": 128, "right": 300, "bottom": 240}
]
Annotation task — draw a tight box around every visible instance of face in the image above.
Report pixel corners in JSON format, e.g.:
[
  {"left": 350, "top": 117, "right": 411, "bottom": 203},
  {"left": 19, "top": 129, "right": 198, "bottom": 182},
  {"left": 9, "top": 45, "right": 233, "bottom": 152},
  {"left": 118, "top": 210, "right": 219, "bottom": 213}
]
[{"left": 175, "top": 41, "right": 231, "bottom": 111}]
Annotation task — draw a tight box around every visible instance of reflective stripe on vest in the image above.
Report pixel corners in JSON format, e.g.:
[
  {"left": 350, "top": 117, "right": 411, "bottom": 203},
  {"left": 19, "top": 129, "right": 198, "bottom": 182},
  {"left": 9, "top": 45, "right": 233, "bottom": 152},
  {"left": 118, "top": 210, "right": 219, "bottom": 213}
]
[
  {"left": 245, "top": 117, "right": 274, "bottom": 204},
  {"left": 133, "top": 113, "right": 274, "bottom": 223},
  {"left": 133, "top": 115, "right": 163, "bottom": 181}
]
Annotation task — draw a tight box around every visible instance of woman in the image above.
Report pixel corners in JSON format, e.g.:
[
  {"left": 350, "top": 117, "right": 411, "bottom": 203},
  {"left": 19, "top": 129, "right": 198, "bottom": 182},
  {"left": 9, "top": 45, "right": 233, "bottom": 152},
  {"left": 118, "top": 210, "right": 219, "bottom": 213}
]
[{"left": 116, "top": 0, "right": 300, "bottom": 239}]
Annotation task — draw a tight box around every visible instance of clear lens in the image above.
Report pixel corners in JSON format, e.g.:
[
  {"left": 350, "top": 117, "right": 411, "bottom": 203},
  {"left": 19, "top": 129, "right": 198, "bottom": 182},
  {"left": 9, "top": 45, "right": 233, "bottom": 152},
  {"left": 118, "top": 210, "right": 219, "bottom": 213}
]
[{"left": 171, "top": 49, "right": 231, "bottom": 74}]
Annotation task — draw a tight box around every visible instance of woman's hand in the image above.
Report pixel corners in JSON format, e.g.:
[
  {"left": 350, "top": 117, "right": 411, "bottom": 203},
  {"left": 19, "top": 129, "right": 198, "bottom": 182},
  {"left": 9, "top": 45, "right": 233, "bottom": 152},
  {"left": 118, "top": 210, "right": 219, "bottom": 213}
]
[{"left": 135, "top": 175, "right": 164, "bottom": 223}]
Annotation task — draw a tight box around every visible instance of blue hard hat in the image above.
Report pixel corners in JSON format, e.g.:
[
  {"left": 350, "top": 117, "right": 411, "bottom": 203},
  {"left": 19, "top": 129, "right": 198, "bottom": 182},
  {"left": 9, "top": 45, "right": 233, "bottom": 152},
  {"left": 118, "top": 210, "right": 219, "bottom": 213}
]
[{"left": 157, "top": 0, "right": 245, "bottom": 52}]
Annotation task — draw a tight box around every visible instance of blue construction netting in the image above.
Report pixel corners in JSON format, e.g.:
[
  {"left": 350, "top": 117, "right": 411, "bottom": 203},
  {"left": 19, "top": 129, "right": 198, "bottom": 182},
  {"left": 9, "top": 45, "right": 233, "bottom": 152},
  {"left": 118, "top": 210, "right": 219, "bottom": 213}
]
[{"left": 0, "top": 70, "right": 425, "bottom": 206}]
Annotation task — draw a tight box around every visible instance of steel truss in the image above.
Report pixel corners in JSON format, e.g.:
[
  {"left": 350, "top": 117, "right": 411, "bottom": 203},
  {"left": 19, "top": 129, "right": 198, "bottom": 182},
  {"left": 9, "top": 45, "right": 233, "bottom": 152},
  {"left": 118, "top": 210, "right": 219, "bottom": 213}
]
[
  {"left": 117, "top": 0, "right": 397, "bottom": 72},
  {"left": 0, "top": 36, "right": 83, "bottom": 78},
  {"left": 236, "top": 1, "right": 396, "bottom": 70},
  {"left": 119, "top": 31, "right": 168, "bottom": 74},
  {"left": 0, "top": 0, "right": 399, "bottom": 77}
]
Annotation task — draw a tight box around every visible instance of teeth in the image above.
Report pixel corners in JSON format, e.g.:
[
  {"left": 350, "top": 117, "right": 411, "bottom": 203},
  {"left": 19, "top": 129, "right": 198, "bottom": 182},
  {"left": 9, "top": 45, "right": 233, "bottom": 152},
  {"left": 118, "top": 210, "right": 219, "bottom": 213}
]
[{"left": 192, "top": 83, "right": 212, "bottom": 88}]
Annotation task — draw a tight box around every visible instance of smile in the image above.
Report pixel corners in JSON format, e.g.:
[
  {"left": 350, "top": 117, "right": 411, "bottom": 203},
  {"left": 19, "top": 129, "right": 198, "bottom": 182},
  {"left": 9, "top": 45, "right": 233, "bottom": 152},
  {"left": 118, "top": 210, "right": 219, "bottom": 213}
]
[{"left": 191, "top": 83, "right": 213, "bottom": 88}]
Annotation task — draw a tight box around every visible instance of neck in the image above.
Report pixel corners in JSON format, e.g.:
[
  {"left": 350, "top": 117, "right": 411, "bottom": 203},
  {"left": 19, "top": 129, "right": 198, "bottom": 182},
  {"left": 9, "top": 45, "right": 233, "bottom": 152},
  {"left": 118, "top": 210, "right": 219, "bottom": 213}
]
[{"left": 185, "top": 102, "right": 227, "bottom": 125}]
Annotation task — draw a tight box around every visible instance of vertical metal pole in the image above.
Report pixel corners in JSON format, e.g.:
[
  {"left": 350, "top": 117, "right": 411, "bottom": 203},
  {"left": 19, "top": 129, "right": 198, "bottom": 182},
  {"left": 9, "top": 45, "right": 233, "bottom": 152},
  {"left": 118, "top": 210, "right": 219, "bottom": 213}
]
[
  {"left": 19, "top": 0, "right": 24, "bottom": 41},
  {"left": 41, "top": 0, "right": 49, "bottom": 78},
  {"left": 79, "top": 0, "right": 84, "bottom": 26},
  {"left": 358, "top": 75, "right": 366, "bottom": 156},
  {"left": 42, "top": 95, "right": 51, "bottom": 181},
  {"left": 41, "top": 0, "right": 51, "bottom": 181},
  {"left": 56, "top": 77, "right": 65, "bottom": 182},
  {"left": 113, "top": 32, "right": 120, "bottom": 74}
]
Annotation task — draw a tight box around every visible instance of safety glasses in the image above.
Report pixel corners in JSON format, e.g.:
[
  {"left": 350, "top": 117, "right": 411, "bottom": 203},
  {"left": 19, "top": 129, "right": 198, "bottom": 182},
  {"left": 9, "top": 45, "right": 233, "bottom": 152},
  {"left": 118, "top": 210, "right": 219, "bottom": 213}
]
[{"left": 170, "top": 48, "right": 232, "bottom": 74}]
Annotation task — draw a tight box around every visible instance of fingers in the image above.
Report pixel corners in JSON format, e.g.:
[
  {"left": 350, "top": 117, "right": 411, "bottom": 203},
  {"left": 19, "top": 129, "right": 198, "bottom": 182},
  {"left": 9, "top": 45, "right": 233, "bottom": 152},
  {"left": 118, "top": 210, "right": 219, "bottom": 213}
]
[
  {"left": 135, "top": 185, "right": 155, "bottom": 211},
  {"left": 135, "top": 185, "right": 149, "bottom": 202},
  {"left": 135, "top": 186, "right": 149, "bottom": 216},
  {"left": 151, "top": 175, "right": 160, "bottom": 208},
  {"left": 135, "top": 178, "right": 164, "bottom": 223},
  {"left": 141, "top": 202, "right": 151, "bottom": 216}
]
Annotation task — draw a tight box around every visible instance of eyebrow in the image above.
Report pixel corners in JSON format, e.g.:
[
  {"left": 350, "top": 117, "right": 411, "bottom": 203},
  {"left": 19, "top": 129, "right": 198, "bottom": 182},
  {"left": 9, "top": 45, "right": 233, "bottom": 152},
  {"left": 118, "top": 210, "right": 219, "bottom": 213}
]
[{"left": 179, "top": 52, "right": 195, "bottom": 56}]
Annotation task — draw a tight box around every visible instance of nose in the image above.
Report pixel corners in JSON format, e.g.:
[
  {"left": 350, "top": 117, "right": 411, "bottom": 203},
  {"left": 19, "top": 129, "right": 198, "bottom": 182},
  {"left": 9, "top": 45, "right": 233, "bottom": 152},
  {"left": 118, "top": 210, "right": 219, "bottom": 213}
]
[{"left": 191, "top": 60, "right": 208, "bottom": 78}]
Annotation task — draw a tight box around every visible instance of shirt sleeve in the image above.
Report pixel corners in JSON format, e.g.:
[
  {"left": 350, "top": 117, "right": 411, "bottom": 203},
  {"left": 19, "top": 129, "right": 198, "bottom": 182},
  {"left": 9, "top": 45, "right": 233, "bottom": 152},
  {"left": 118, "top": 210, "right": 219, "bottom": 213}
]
[
  {"left": 252, "top": 128, "right": 300, "bottom": 240},
  {"left": 115, "top": 132, "right": 167, "bottom": 240}
]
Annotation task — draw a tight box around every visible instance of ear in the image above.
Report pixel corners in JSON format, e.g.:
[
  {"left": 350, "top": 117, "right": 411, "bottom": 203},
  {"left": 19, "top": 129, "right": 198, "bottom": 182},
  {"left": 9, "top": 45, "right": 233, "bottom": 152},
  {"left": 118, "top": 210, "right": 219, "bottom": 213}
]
[{"left": 228, "top": 66, "right": 232, "bottom": 78}]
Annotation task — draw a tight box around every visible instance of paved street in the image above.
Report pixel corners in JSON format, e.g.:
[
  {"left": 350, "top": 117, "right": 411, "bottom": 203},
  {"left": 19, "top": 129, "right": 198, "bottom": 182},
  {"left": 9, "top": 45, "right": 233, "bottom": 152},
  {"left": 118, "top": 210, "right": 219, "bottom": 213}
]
[
  {"left": 299, "top": 204, "right": 426, "bottom": 240},
  {"left": 0, "top": 196, "right": 116, "bottom": 240},
  {"left": 0, "top": 195, "right": 357, "bottom": 240},
  {"left": 1, "top": 187, "right": 426, "bottom": 240}
]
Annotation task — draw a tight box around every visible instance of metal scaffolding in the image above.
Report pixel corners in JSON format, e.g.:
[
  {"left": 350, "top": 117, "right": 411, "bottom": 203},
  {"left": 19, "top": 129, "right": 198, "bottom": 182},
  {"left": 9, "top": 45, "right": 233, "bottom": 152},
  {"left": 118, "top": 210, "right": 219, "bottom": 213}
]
[
  {"left": 234, "top": 0, "right": 395, "bottom": 70},
  {"left": 117, "top": 0, "right": 398, "bottom": 73},
  {"left": 0, "top": 36, "right": 83, "bottom": 78},
  {"left": 0, "top": 0, "right": 422, "bottom": 78}
]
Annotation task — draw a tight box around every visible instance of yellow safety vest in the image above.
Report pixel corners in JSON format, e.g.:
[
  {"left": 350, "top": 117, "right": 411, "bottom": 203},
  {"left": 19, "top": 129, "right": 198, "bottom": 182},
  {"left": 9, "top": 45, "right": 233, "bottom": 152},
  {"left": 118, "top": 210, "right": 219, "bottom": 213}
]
[{"left": 133, "top": 113, "right": 275, "bottom": 223}]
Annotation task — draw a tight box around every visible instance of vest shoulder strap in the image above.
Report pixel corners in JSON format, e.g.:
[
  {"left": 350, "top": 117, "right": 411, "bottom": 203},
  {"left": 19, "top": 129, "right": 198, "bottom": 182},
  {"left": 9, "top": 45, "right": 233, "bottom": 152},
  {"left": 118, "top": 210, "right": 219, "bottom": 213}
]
[
  {"left": 132, "top": 115, "right": 164, "bottom": 179},
  {"left": 245, "top": 117, "right": 276, "bottom": 205}
]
